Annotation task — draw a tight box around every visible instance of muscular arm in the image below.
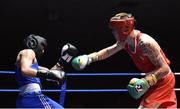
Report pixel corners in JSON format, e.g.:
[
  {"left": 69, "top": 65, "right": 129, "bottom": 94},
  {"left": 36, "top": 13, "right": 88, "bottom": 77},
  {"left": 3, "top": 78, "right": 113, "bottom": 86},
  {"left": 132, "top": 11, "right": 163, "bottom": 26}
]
[
  {"left": 20, "top": 49, "right": 38, "bottom": 77},
  {"left": 71, "top": 41, "right": 124, "bottom": 71},
  {"left": 88, "top": 41, "right": 124, "bottom": 62},
  {"left": 139, "top": 36, "right": 170, "bottom": 81}
]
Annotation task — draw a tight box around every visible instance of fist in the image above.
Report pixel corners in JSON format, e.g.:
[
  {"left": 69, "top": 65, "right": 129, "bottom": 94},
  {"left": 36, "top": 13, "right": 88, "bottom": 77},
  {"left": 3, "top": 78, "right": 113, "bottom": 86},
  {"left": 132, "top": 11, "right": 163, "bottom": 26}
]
[
  {"left": 48, "top": 70, "right": 65, "bottom": 81},
  {"left": 61, "top": 43, "right": 78, "bottom": 63},
  {"left": 37, "top": 69, "right": 66, "bottom": 84},
  {"left": 127, "top": 78, "right": 150, "bottom": 99},
  {"left": 71, "top": 55, "right": 92, "bottom": 71},
  {"left": 57, "top": 43, "right": 78, "bottom": 66}
]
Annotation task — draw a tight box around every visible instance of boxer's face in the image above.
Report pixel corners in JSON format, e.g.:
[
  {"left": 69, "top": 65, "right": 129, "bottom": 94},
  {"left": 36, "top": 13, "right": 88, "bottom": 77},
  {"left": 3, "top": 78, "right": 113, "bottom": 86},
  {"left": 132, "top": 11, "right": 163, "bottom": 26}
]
[{"left": 35, "top": 45, "right": 46, "bottom": 59}]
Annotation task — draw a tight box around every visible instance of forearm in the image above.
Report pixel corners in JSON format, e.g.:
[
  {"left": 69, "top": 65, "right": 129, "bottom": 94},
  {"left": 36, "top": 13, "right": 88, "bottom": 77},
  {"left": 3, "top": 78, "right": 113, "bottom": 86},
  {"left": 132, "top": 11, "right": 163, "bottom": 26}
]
[
  {"left": 38, "top": 66, "right": 49, "bottom": 71},
  {"left": 127, "top": 65, "right": 170, "bottom": 99},
  {"left": 21, "top": 66, "right": 38, "bottom": 77},
  {"left": 51, "top": 64, "right": 63, "bottom": 70},
  {"left": 148, "top": 65, "right": 170, "bottom": 81},
  {"left": 88, "top": 42, "right": 123, "bottom": 62},
  {"left": 72, "top": 42, "right": 123, "bottom": 71},
  {"left": 145, "top": 65, "right": 170, "bottom": 86}
]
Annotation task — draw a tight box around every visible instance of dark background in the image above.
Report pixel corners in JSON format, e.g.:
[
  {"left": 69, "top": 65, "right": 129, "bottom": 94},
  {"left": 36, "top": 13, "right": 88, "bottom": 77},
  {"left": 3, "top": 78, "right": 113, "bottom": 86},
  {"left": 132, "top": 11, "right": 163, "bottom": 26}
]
[{"left": 0, "top": 0, "right": 180, "bottom": 108}]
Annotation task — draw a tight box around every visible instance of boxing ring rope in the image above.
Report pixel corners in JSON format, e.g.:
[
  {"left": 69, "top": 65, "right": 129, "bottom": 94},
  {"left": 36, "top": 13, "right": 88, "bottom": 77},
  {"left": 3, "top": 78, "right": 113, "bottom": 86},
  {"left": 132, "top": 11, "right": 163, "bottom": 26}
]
[
  {"left": 0, "top": 71, "right": 180, "bottom": 106},
  {"left": 0, "top": 89, "right": 128, "bottom": 93}
]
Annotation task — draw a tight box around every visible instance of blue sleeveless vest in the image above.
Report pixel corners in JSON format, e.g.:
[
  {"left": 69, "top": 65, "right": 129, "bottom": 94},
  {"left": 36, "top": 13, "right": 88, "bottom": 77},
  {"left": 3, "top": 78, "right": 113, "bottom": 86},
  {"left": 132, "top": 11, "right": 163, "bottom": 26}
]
[{"left": 15, "top": 63, "right": 41, "bottom": 87}]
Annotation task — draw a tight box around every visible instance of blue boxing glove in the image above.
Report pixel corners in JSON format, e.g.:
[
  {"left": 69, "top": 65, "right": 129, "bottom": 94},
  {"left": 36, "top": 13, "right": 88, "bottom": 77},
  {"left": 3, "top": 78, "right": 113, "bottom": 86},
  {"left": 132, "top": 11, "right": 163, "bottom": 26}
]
[{"left": 127, "top": 74, "right": 157, "bottom": 99}]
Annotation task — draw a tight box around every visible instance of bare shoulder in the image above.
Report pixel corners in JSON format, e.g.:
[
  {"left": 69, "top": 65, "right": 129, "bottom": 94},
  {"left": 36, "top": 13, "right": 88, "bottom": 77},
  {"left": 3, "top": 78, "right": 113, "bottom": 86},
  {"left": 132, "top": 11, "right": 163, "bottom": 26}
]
[
  {"left": 138, "top": 34, "right": 160, "bottom": 52},
  {"left": 20, "top": 49, "right": 35, "bottom": 56},
  {"left": 139, "top": 34, "right": 157, "bottom": 44},
  {"left": 16, "top": 49, "right": 35, "bottom": 61}
]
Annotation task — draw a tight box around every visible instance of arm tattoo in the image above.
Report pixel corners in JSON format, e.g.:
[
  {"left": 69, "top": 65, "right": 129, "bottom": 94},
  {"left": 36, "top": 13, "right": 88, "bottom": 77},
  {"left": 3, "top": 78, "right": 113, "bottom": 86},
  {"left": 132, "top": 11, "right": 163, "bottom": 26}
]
[
  {"left": 139, "top": 41, "right": 164, "bottom": 67},
  {"left": 139, "top": 41, "right": 169, "bottom": 80}
]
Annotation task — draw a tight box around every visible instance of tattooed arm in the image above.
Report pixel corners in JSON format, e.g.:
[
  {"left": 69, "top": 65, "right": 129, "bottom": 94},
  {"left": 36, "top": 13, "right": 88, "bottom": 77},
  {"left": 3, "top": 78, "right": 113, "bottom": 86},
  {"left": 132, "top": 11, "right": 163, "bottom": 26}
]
[
  {"left": 139, "top": 35, "right": 170, "bottom": 85},
  {"left": 88, "top": 41, "right": 124, "bottom": 62},
  {"left": 71, "top": 41, "right": 124, "bottom": 71}
]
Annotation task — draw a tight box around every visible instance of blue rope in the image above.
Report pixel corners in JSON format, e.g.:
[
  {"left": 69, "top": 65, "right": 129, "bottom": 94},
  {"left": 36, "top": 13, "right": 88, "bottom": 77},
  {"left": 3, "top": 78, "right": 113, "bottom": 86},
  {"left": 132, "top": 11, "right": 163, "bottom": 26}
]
[
  {"left": 0, "top": 71, "right": 15, "bottom": 74},
  {"left": 66, "top": 89, "right": 128, "bottom": 92},
  {"left": 0, "top": 89, "right": 128, "bottom": 92},
  {"left": 66, "top": 73, "right": 145, "bottom": 76},
  {"left": 1, "top": 71, "right": 180, "bottom": 76},
  {"left": 0, "top": 71, "right": 145, "bottom": 76},
  {"left": 1, "top": 89, "right": 179, "bottom": 92}
]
